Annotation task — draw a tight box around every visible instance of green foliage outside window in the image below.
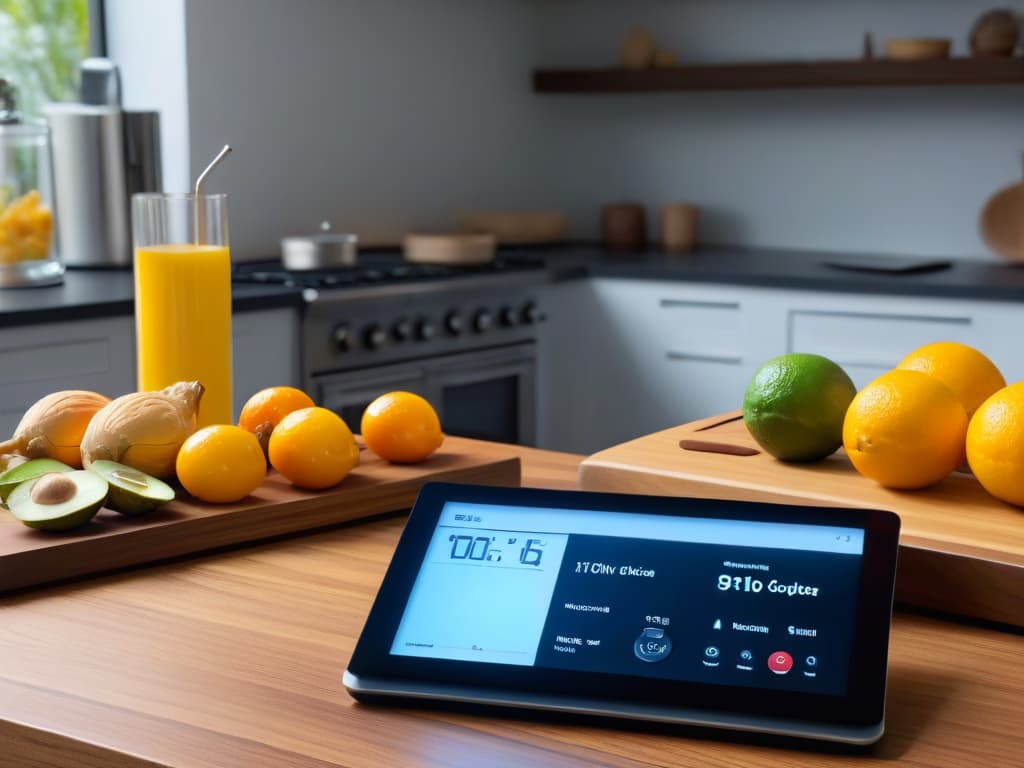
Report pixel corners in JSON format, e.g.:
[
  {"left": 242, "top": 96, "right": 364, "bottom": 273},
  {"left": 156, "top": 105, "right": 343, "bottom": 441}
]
[{"left": 0, "top": 0, "right": 89, "bottom": 117}]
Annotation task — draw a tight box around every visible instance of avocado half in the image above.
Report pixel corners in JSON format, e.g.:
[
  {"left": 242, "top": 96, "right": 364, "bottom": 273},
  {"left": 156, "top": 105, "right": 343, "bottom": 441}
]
[
  {"left": 0, "top": 458, "right": 73, "bottom": 503},
  {"left": 8, "top": 470, "right": 109, "bottom": 531},
  {"left": 86, "top": 460, "right": 175, "bottom": 515}
]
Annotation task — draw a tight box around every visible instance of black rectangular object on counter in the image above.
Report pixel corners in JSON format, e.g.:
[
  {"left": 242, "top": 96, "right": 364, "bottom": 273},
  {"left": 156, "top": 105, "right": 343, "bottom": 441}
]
[{"left": 344, "top": 483, "right": 900, "bottom": 745}]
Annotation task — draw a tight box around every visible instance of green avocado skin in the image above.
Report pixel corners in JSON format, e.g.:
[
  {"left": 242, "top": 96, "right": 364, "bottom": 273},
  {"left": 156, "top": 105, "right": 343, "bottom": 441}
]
[
  {"left": 16, "top": 497, "right": 106, "bottom": 531},
  {"left": 86, "top": 460, "right": 175, "bottom": 516},
  {"left": 7, "top": 470, "right": 109, "bottom": 532}
]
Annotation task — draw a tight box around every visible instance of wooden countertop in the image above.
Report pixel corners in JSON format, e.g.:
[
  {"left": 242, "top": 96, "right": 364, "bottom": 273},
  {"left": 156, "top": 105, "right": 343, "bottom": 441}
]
[{"left": 1, "top": 444, "right": 1022, "bottom": 767}]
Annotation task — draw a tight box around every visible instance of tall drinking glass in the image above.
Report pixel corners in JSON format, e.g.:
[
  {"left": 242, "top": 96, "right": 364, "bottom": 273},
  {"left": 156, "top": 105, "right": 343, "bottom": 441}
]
[{"left": 132, "top": 193, "right": 232, "bottom": 428}]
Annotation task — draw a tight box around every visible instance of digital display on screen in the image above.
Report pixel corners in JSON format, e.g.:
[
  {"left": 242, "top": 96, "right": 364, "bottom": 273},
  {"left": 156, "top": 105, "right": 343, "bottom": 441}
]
[{"left": 391, "top": 501, "right": 864, "bottom": 696}]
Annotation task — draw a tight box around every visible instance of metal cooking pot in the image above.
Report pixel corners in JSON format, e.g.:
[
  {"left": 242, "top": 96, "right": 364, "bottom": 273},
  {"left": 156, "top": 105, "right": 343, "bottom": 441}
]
[{"left": 281, "top": 227, "right": 358, "bottom": 270}]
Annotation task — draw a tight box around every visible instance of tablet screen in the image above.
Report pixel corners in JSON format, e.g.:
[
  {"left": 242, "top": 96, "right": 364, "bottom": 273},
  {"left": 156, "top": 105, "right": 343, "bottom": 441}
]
[
  {"left": 347, "top": 484, "right": 900, "bottom": 744},
  {"left": 391, "top": 501, "right": 863, "bottom": 696}
]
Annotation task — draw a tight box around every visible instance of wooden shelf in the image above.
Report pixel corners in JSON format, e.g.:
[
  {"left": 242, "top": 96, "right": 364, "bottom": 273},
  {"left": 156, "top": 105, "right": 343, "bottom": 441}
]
[{"left": 534, "top": 57, "right": 1024, "bottom": 92}]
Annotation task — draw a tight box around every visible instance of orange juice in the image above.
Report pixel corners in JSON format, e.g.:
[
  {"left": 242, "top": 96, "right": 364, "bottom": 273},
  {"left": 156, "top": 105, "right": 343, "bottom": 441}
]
[{"left": 134, "top": 243, "right": 233, "bottom": 427}]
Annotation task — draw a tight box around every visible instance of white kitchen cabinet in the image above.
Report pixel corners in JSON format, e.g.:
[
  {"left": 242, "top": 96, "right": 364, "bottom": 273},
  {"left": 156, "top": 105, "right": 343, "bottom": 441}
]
[
  {"left": 231, "top": 307, "right": 301, "bottom": 416},
  {"left": 0, "top": 316, "right": 137, "bottom": 438},
  {"left": 538, "top": 277, "right": 1024, "bottom": 456},
  {"left": 538, "top": 279, "right": 769, "bottom": 454},
  {"left": 0, "top": 307, "right": 301, "bottom": 438}
]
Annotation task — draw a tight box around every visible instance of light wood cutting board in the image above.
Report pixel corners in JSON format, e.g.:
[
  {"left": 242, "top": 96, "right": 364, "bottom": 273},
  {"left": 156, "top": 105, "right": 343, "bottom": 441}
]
[
  {"left": 0, "top": 436, "right": 520, "bottom": 593},
  {"left": 579, "top": 412, "right": 1024, "bottom": 627}
]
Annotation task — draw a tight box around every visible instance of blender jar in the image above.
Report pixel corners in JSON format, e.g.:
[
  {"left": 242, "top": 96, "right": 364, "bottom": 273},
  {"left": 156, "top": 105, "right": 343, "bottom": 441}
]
[{"left": 0, "top": 79, "right": 63, "bottom": 287}]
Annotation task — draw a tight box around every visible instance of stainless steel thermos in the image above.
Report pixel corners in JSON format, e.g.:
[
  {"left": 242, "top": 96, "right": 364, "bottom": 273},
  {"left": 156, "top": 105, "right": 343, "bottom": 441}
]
[{"left": 42, "top": 58, "right": 161, "bottom": 267}]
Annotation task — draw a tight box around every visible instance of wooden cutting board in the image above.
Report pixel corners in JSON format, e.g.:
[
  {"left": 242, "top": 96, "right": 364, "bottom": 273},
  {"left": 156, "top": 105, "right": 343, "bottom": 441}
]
[
  {"left": 0, "top": 436, "right": 520, "bottom": 593},
  {"left": 579, "top": 412, "right": 1024, "bottom": 628}
]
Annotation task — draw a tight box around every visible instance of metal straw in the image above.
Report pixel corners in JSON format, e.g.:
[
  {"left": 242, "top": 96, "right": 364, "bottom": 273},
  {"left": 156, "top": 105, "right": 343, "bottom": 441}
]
[{"left": 194, "top": 144, "right": 232, "bottom": 244}]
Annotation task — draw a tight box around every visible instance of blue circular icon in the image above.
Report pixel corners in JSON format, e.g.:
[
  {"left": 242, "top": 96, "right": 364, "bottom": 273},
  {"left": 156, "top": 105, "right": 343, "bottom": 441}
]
[
  {"left": 705, "top": 645, "right": 719, "bottom": 659},
  {"left": 806, "top": 655, "right": 817, "bottom": 667},
  {"left": 739, "top": 649, "right": 753, "bottom": 662},
  {"left": 634, "top": 628, "right": 672, "bottom": 663}
]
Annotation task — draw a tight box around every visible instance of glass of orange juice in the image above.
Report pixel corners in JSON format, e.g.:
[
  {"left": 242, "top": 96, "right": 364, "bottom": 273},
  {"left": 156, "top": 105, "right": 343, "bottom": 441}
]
[{"left": 131, "top": 193, "right": 232, "bottom": 427}]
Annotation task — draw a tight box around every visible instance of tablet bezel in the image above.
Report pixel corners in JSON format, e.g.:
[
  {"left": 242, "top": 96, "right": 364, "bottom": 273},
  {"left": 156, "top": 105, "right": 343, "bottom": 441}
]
[{"left": 345, "top": 483, "right": 900, "bottom": 739}]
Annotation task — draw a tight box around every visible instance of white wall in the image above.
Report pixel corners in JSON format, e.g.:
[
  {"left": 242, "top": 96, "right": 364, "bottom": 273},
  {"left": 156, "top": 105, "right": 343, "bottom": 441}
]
[
  {"left": 109, "top": 0, "right": 1024, "bottom": 261},
  {"left": 105, "top": 0, "right": 190, "bottom": 195},
  {"left": 182, "top": 0, "right": 550, "bottom": 258},
  {"left": 536, "top": 0, "right": 1024, "bottom": 259}
]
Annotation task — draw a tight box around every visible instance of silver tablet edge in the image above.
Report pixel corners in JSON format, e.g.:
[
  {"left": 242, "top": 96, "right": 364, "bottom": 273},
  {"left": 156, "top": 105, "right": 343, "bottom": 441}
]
[{"left": 341, "top": 669, "right": 884, "bottom": 746}]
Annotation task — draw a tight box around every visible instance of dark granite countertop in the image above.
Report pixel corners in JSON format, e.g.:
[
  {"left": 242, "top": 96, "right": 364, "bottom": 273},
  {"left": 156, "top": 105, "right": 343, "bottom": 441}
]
[
  {"left": 0, "top": 268, "right": 305, "bottom": 328},
  {"left": 2, "top": 245, "right": 1022, "bottom": 328},
  {"left": 542, "top": 244, "right": 1024, "bottom": 302}
]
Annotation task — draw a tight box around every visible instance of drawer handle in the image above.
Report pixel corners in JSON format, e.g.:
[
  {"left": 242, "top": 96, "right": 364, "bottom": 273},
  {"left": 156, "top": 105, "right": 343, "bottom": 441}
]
[
  {"left": 659, "top": 299, "right": 740, "bottom": 310},
  {"left": 666, "top": 351, "right": 742, "bottom": 365}
]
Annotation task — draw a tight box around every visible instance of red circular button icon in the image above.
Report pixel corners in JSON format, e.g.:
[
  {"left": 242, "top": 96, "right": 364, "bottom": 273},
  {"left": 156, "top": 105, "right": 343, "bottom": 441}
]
[{"left": 767, "top": 651, "right": 793, "bottom": 674}]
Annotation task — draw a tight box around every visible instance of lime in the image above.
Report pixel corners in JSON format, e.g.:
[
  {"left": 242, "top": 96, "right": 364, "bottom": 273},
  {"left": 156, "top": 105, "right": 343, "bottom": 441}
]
[{"left": 742, "top": 353, "right": 857, "bottom": 462}]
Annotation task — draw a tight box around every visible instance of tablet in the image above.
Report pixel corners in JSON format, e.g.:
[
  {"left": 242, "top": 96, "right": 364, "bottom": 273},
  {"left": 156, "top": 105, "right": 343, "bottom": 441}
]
[{"left": 344, "top": 483, "right": 901, "bottom": 745}]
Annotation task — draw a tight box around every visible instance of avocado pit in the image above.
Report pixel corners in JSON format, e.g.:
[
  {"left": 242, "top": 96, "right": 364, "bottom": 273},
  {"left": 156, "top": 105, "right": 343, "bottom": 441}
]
[{"left": 30, "top": 472, "right": 77, "bottom": 505}]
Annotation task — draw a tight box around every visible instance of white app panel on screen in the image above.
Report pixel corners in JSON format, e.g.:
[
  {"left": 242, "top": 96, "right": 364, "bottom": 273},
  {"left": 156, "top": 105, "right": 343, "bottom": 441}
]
[{"left": 391, "top": 526, "right": 569, "bottom": 665}]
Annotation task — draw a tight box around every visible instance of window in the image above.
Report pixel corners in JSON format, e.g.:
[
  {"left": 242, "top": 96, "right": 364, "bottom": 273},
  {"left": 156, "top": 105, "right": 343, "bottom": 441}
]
[{"left": 0, "top": 0, "right": 102, "bottom": 117}]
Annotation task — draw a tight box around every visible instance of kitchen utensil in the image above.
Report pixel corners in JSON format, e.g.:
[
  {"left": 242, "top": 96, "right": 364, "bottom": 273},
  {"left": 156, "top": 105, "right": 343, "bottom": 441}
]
[
  {"left": 884, "top": 37, "right": 951, "bottom": 60},
  {"left": 659, "top": 203, "right": 699, "bottom": 252},
  {"left": 282, "top": 224, "right": 358, "bottom": 270},
  {"left": 42, "top": 58, "right": 161, "bottom": 268},
  {"left": 980, "top": 156, "right": 1024, "bottom": 262},
  {"left": 970, "top": 9, "right": 1020, "bottom": 57},
  {"left": 403, "top": 233, "right": 496, "bottom": 265},
  {"left": 0, "top": 79, "right": 64, "bottom": 288},
  {"left": 458, "top": 211, "right": 568, "bottom": 245},
  {"left": 601, "top": 203, "right": 647, "bottom": 251}
]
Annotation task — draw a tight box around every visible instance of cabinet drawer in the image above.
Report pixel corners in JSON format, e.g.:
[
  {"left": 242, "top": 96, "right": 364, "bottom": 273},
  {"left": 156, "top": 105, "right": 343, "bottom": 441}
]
[
  {"left": 789, "top": 309, "right": 974, "bottom": 386},
  {"left": 659, "top": 298, "right": 743, "bottom": 361}
]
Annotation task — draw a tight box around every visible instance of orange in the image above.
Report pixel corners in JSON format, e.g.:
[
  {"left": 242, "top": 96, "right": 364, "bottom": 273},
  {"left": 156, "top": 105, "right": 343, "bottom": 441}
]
[
  {"left": 741, "top": 353, "right": 857, "bottom": 462},
  {"left": 966, "top": 383, "right": 1024, "bottom": 507},
  {"left": 842, "top": 369, "right": 967, "bottom": 489},
  {"left": 361, "top": 391, "right": 444, "bottom": 463},
  {"left": 268, "top": 407, "right": 360, "bottom": 489},
  {"left": 239, "top": 386, "right": 315, "bottom": 440},
  {"left": 895, "top": 342, "right": 1005, "bottom": 418},
  {"left": 176, "top": 425, "right": 266, "bottom": 503}
]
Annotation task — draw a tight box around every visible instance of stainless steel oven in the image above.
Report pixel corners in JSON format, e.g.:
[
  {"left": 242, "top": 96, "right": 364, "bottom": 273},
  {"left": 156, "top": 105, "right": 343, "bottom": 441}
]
[
  {"left": 316, "top": 342, "right": 536, "bottom": 445},
  {"left": 232, "top": 254, "right": 547, "bottom": 445}
]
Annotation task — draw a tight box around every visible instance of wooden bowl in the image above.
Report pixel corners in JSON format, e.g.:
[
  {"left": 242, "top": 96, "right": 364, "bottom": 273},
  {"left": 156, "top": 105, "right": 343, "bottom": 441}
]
[
  {"left": 402, "top": 234, "right": 496, "bottom": 265},
  {"left": 884, "top": 37, "right": 952, "bottom": 60}
]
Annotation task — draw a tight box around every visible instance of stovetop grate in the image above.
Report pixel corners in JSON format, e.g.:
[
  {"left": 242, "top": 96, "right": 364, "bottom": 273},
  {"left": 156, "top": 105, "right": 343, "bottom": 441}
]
[{"left": 231, "top": 253, "right": 547, "bottom": 290}]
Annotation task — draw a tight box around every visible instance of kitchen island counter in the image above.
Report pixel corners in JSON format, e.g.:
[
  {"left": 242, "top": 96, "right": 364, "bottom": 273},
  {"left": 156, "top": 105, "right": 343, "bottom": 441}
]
[{"left": 1, "top": 442, "right": 1021, "bottom": 768}]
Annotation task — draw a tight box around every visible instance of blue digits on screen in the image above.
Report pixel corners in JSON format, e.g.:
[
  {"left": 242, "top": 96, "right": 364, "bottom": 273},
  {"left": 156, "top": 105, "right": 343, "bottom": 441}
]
[
  {"left": 447, "top": 534, "right": 543, "bottom": 566},
  {"left": 519, "top": 538, "right": 543, "bottom": 566}
]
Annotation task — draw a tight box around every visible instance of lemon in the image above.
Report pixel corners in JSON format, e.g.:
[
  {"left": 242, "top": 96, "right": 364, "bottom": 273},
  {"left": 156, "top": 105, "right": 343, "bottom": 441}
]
[
  {"left": 843, "top": 369, "right": 967, "bottom": 489},
  {"left": 896, "top": 341, "right": 1005, "bottom": 418},
  {"left": 966, "top": 383, "right": 1024, "bottom": 507},
  {"left": 742, "top": 353, "right": 857, "bottom": 462}
]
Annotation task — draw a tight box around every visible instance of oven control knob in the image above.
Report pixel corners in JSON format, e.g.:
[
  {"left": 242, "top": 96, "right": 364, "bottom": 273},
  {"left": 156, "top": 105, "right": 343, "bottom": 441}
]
[
  {"left": 363, "top": 324, "right": 388, "bottom": 350},
  {"left": 416, "top": 319, "right": 435, "bottom": 341},
  {"left": 473, "top": 309, "right": 493, "bottom": 333},
  {"left": 499, "top": 306, "right": 517, "bottom": 327},
  {"left": 445, "top": 312, "right": 464, "bottom": 335},
  {"left": 521, "top": 301, "right": 544, "bottom": 324},
  {"left": 332, "top": 325, "right": 351, "bottom": 352},
  {"left": 392, "top": 317, "right": 413, "bottom": 342}
]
